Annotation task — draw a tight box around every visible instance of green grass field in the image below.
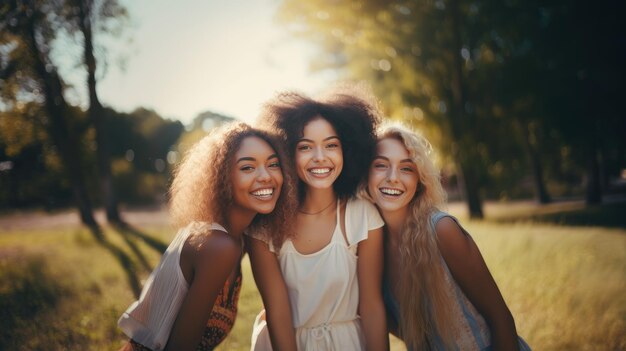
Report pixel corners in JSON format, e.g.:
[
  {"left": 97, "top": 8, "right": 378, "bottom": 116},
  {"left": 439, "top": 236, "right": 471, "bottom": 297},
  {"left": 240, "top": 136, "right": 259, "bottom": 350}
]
[{"left": 0, "top": 201, "right": 625, "bottom": 350}]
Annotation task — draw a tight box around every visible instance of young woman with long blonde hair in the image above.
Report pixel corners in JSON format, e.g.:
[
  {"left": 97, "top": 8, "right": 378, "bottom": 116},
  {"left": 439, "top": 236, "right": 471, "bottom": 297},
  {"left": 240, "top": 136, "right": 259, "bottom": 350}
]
[{"left": 364, "top": 123, "right": 531, "bottom": 350}]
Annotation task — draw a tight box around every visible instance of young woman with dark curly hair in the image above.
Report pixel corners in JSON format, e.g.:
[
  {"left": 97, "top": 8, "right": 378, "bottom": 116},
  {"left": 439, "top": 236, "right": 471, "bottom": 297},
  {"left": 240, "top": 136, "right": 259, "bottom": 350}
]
[
  {"left": 117, "top": 122, "right": 297, "bottom": 351},
  {"left": 247, "top": 87, "right": 389, "bottom": 351},
  {"left": 363, "top": 123, "right": 531, "bottom": 351}
]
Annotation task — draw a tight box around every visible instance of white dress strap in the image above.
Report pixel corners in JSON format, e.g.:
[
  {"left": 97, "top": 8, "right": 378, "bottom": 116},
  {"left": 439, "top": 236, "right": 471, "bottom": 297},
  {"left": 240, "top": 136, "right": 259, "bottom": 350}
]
[
  {"left": 334, "top": 198, "right": 349, "bottom": 246},
  {"left": 208, "top": 222, "right": 227, "bottom": 233}
]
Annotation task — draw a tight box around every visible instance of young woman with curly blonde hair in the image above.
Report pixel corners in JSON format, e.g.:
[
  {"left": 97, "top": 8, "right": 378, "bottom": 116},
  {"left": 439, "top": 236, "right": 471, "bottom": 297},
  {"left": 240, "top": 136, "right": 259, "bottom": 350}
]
[
  {"left": 247, "top": 86, "right": 388, "bottom": 351},
  {"left": 364, "top": 122, "right": 531, "bottom": 350},
  {"left": 117, "top": 122, "right": 297, "bottom": 351}
]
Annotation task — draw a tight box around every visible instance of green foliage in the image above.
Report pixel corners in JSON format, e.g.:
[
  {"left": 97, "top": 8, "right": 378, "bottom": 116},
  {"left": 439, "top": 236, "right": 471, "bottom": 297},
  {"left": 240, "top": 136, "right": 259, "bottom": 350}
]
[
  {"left": 0, "top": 105, "right": 184, "bottom": 208},
  {"left": 1, "top": 0, "right": 135, "bottom": 219},
  {"left": 176, "top": 110, "right": 236, "bottom": 155},
  {"left": 0, "top": 104, "right": 89, "bottom": 208},
  {"left": 96, "top": 107, "right": 184, "bottom": 204},
  {"left": 276, "top": 0, "right": 626, "bottom": 205},
  {"left": 106, "top": 107, "right": 184, "bottom": 171},
  {"left": 0, "top": 93, "right": 240, "bottom": 209},
  {"left": 61, "top": 0, "right": 129, "bottom": 35}
]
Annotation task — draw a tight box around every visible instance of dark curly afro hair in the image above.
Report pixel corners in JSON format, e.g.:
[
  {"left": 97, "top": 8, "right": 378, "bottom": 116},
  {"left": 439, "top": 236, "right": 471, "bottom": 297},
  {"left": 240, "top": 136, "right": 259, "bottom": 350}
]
[{"left": 257, "top": 84, "right": 382, "bottom": 200}]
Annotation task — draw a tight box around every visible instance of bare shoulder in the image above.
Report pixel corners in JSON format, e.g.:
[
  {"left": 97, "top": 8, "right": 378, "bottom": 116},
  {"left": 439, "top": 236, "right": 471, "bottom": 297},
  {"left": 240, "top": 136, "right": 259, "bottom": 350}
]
[
  {"left": 184, "top": 229, "right": 241, "bottom": 265},
  {"left": 435, "top": 217, "right": 474, "bottom": 254}
]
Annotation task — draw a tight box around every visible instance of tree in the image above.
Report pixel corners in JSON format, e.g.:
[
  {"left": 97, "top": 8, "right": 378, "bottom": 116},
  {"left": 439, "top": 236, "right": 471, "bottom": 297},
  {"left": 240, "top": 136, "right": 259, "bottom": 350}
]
[
  {"left": 474, "top": 0, "right": 553, "bottom": 203},
  {"left": 277, "top": 0, "right": 626, "bottom": 212},
  {"left": 278, "top": 0, "right": 491, "bottom": 217},
  {"left": 1, "top": 0, "right": 100, "bottom": 233},
  {"left": 104, "top": 107, "right": 184, "bottom": 204},
  {"left": 63, "top": 0, "right": 128, "bottom": 223},
  {"left": 532, "top": 0, "right": 626, "bottom": 204}
]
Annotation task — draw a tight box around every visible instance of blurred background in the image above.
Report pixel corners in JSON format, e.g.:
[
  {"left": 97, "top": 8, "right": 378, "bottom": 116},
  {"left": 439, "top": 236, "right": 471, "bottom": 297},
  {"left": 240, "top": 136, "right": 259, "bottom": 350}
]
[{"left": 1, "top": 0, "right": 624, "bottom": 350}]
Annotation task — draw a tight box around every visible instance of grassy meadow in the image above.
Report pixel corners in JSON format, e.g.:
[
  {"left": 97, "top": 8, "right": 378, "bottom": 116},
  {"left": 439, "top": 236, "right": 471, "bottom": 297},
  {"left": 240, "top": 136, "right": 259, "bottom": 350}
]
[{"left": 0, "top": 201, "right": 625, "bottom": 350}]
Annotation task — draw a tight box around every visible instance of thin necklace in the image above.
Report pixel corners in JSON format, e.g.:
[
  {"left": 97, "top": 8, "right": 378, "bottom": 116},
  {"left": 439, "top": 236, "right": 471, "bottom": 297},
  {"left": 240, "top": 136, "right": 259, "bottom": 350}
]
[{"left": 298, "top": 197, "right": 337, "bottom": 215}]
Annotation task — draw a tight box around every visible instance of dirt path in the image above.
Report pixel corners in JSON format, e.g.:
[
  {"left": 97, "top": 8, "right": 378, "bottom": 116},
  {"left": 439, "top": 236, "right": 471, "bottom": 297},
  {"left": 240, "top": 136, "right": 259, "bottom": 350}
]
[
  {"left": 0, "top": 206, "right": 171, "bottom": 232},
  {"left": 2, "top": 195, "right": 623, "bottom": 232},
  {"left": 0, "top": 201, "right": 523, "bottom": 231}
]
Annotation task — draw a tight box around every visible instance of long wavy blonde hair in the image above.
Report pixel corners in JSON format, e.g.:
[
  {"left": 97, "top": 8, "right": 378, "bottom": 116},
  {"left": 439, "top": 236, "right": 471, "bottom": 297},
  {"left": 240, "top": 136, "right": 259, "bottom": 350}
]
[
  {"left": 362, "top": 122, "right": 455, "bottom": 349},
  {"left": 169, "top": 122, "right": 297, "bottom": 245}
]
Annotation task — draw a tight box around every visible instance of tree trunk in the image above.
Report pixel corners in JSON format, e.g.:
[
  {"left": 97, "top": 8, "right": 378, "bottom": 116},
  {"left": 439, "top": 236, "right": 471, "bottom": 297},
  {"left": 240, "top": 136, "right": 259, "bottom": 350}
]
[
  {"left": 447, "top": 0, "right": 484, "bottom": 219},
  {"left": 79, "top": 0, "right": 123, "bottom": 223},
  {"left": 585, "top": 139, "right": 602, "bottom": 204},
  {"left": 598, "top": 143, "right": 610, "bottom": 193},
  {"left": 25, "top": 17, "right": 101, "bottom": 235},
  {"left": 520, "top": 121, "right": 551, "bottom": 204},
  {"left": 455, "top": 159, "right": 484, "bottom": 219}
]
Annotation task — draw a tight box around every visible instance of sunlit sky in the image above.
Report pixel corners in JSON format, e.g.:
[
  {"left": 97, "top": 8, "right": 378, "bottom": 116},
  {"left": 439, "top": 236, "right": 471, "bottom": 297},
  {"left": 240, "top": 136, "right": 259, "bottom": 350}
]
[{"left": 89, "top": 0, "right": 337, "bottom": 125}]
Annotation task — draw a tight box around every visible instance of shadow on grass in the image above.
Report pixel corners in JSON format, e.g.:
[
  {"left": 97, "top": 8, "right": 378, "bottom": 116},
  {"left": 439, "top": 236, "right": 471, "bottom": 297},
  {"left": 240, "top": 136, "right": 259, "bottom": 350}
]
[
  {"left": 0, "top": 254, "right": 65, "bottom": 349},
  {"left": 84, "top": 226, "right": 143, "bottom": 299},
  {"left": 493, "top": 201, "right": 626, "bottom": 228},
  {"left": 97, "top": 238, "right": 142, "bottom": 298},
  {"left": 81, "top": 223, "right": 169, "bottom": 299},
  {"left": 113, "top": 223, "right": 168, "bottom": 254},
  {"left": 113, "top": 228, "right": 152, "bottom": 273}
]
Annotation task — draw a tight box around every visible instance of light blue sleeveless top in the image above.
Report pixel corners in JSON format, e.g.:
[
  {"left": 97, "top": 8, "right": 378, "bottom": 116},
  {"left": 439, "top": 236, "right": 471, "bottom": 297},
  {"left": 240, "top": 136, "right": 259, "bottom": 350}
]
[{"left": 383, "top": 211, "right": 531, "bottom": 351}]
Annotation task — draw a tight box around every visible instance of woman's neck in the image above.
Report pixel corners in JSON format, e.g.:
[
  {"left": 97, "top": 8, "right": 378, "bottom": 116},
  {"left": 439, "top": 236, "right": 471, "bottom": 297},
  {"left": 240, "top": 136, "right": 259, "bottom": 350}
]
[
  {"left": 301, "top": 187, "right": 337, "bottom": 214},
  {"left": 379, "top": 206, "right": 408, "bottom": 239},
  {"left": 224, "top": 209, "right": 256, "bottom": 239}
]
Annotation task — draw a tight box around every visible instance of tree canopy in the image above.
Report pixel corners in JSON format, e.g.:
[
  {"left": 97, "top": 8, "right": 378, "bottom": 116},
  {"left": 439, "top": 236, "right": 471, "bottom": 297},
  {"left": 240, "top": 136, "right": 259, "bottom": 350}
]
[{"left": 277, "top": 0, "right": 626, "bottom": 216}]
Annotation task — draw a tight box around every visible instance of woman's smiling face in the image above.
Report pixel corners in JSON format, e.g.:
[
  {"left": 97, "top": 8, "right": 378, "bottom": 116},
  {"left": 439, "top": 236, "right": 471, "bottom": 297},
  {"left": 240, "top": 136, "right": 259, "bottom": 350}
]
[
  {"left": 368, "top": 137, "right": 419, "bottom": 213},
  {"left": 230, "top": 136, "right": 283, "bottom": 215},
  {"left": 295, "top": 117, "right": 343, "bottom": 190}
]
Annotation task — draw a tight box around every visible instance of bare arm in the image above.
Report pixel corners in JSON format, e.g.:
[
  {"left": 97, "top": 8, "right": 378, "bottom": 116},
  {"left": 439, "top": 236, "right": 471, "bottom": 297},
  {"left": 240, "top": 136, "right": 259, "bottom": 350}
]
[
  {"left": 357, "top": 227, "right": 389, "bottom": 351},
  {"left": 164, "top": 231, "right": 241, "bottom": 351},
  {"left": 436, "top": 218, "right": 520, "bottom": 351},
  {"left": 246, "top": 236, "right": 297, "bottom": 351}
]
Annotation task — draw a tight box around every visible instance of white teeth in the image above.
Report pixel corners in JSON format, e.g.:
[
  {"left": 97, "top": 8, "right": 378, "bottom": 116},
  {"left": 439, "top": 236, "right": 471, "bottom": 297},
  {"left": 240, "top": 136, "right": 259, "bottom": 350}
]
[
  {"left": 380, "top": 188, "right": 403, "bottom": 195},
  {"left": 310, "top": 168, "right": 331, "bottom": 174},
  {"left": 252, "top": 188, "right": 273, "bottom": 196}
]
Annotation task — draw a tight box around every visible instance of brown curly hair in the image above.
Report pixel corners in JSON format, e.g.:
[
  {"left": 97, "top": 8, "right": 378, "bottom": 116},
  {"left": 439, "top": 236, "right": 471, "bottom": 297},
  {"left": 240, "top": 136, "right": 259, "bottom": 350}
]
[
  {"left": 169, "top": 122, "right": 297, "bottom": 246},
  {"left": 257, "top": 84, "right": 382, "bottom": 201}
]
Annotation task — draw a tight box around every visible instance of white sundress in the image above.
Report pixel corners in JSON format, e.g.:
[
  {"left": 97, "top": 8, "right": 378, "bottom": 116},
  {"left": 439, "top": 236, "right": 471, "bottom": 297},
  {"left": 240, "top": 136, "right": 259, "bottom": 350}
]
[{"left": 250, "top": 197, "right": 384, "bottom": 351}]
